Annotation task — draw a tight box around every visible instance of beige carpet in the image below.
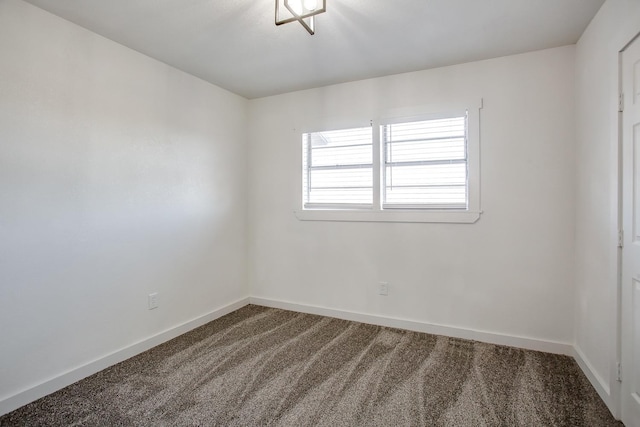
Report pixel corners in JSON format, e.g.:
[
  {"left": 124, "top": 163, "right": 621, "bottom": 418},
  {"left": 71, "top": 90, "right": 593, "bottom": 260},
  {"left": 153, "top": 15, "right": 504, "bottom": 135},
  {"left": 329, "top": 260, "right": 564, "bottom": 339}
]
[{"left": 0, "top": 305, "right": 622, "bottom": 426}]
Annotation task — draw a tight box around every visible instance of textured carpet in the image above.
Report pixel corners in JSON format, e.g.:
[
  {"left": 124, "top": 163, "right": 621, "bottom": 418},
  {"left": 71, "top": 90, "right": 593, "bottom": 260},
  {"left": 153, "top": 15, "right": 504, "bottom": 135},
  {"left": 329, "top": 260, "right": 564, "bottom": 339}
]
[{"left": 1, "top": 305, "right": 622, "bottom": 426}]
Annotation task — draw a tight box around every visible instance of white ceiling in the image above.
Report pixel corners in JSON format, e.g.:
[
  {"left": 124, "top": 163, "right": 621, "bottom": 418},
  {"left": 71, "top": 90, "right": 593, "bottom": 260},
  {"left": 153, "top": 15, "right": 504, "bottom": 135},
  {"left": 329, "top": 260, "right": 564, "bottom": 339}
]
[{"left": 23, "top": 0, "right": 605, "bottom": 99}]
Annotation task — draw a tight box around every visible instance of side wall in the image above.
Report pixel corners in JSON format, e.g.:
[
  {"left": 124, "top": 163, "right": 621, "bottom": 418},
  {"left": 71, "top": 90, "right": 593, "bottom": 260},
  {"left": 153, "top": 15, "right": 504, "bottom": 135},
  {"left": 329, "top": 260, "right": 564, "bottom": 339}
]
[
  {"left": 0, "top": 0, "right": 249, "bottom": 413},
  {"left": 574, "top": 0, "right": 640, "bottom": 415},
  {"left": 247, "top": 47, "right": 577, "bottom": 348}
]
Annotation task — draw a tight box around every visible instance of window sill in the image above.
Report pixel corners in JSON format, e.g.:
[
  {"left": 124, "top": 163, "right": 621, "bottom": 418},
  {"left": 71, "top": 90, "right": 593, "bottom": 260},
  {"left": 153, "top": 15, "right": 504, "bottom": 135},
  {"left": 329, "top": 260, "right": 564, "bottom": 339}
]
[{"left": 294, "top": 209, "right": 482, "bottom": 224}]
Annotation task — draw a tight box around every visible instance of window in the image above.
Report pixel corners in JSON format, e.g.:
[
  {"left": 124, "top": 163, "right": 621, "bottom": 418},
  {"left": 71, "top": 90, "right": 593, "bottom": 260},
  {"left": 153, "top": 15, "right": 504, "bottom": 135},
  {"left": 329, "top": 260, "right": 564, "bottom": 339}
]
[
  {"left": 302, "top": 126, "right": 373, "bottom": 209},
  {"left": 382, "top": 115, "right": 467, "bottom": 209},
  {"left": 298, "top": 102, "right": 481, "bottom": 223}
]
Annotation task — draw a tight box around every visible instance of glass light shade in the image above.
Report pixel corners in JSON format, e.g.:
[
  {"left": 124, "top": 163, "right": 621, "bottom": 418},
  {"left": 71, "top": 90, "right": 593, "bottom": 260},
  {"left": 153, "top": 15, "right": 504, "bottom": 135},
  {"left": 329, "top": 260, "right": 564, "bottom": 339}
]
[
  {"left": 289, "top": 0, "right": 303, "bottom": 15},
  {"left": 304, "top": 0, "right": 318, "bottom": 11}
]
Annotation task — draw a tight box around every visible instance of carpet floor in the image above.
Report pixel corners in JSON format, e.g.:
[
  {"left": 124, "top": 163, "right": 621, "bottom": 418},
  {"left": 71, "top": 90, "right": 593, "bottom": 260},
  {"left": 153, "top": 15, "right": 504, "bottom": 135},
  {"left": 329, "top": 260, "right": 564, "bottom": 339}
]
[{"left": 0, "top": 305, "right": 622, "bottom": 426}]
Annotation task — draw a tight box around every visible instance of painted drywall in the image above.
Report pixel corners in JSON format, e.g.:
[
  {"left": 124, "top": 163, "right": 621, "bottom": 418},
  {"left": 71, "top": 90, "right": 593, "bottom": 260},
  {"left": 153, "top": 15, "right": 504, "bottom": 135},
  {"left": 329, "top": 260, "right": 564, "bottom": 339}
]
[
  {"left": 574, "top": 0, "right": 640, "bottom": 413},
  {"left": 247, "top": 46, "right": 577, "bottom": 345},
  {"left": 0, "top": 0, "right": 248, "bottom": 406}
]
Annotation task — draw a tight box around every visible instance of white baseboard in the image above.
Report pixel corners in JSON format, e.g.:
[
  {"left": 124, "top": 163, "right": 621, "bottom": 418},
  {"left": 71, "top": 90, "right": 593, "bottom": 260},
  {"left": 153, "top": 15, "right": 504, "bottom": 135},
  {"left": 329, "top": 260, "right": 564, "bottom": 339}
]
[
  {"left": 0, "top": 297, "right": 250, "bottom": 417},
  {"left": 249, "top": 297, "right": 574, "bottom": 356},
  {"left": 573, "top": 345, "right": 614, "bottom": 413}
]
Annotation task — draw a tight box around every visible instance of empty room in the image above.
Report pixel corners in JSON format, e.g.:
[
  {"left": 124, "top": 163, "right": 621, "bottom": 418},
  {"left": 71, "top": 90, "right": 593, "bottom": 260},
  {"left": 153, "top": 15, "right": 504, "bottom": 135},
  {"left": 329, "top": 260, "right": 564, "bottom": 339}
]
[{"left": 1, "top": 0, "right": 640, "bottom": 425}]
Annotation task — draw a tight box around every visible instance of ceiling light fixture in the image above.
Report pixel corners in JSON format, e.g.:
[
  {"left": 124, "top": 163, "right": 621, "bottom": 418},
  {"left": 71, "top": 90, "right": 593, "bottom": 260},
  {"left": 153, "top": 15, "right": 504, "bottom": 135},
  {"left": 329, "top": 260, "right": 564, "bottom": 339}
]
[{"left": 275, "top": 0, "right": 326, "bottom": 35}]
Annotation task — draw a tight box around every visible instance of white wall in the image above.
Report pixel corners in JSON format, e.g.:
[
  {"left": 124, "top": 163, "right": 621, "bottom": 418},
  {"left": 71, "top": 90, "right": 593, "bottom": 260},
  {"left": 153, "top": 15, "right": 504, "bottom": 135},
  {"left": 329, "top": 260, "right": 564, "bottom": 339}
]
[
  {"left": 0, "top": 0, "right": 248, "bottom": 409},
  {"left": 574, "top": 0, "right": 640, "bottom": 414},
  {"left": 247, "top": 46, "right": 577, "bottom": 346}
]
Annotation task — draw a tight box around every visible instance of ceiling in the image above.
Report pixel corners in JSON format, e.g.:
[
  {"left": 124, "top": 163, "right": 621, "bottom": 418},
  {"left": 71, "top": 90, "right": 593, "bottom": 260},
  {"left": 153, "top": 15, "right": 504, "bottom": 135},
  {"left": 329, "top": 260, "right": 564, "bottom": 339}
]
[{"left": 24, "top": 0, "right": 605, "bottom": 99}]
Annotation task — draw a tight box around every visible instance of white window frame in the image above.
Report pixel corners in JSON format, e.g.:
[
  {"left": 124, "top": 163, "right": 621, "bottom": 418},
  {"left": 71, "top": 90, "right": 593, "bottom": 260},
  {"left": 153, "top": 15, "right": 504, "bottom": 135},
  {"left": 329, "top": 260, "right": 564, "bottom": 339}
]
[{"left": 295, "top": 100, "right": 482, "bottom": 223}]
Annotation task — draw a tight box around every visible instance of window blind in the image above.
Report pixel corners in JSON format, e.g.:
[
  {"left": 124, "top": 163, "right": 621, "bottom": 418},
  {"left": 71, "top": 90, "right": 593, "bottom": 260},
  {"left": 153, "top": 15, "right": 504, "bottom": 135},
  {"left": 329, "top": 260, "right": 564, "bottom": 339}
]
[
  {"left": 382, "top": 115, "right": 468, "bottom": 209},
  {"left": 303, "top": 126, "right": 373, "bottom": 208}
]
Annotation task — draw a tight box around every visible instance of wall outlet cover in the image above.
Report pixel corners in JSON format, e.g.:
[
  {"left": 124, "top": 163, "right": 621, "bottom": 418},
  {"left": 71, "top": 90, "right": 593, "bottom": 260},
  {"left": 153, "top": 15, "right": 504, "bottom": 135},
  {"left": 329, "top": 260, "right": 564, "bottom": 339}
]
[
  {"left": 148, "top": 293, "right": 159, "bottom": 310},
  {"left": 379, "top": 282, "right": 389, "bottom": 296}
]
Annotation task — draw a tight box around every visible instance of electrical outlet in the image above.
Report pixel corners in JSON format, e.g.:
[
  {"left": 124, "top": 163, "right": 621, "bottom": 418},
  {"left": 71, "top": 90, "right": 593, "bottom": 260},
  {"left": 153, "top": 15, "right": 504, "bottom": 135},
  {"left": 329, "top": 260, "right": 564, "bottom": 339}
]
[
  {"left": 378, "top": 282, "right": 389, "bottom": 296},
  {"left": 148, "top": 292, "right": 158, "bottom": 310}
]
